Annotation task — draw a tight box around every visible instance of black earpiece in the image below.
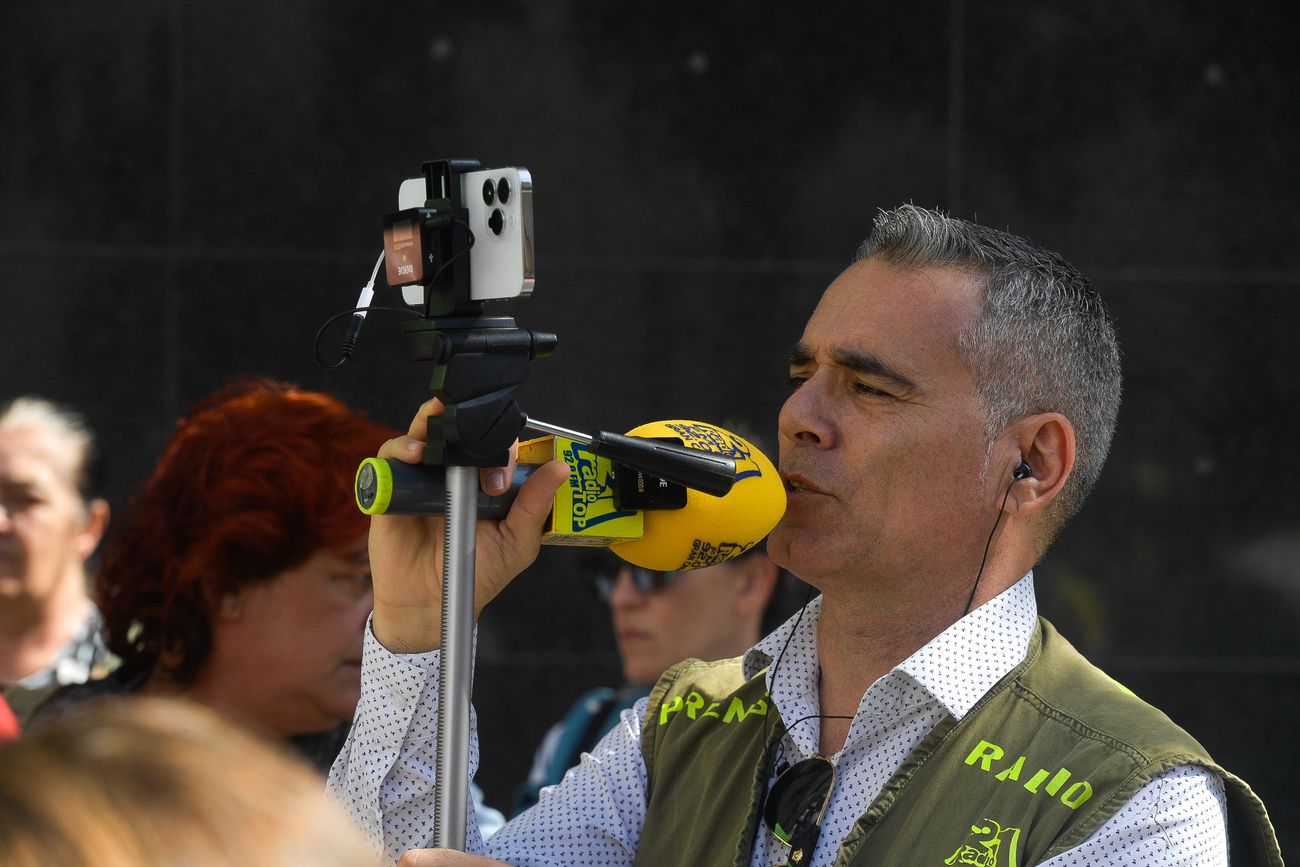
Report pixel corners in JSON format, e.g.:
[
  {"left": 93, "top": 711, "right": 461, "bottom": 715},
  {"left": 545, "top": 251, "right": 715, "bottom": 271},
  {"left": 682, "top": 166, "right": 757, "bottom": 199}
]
[{"left": 1013, "top": 460, "right": 1033, "bottom": 481}]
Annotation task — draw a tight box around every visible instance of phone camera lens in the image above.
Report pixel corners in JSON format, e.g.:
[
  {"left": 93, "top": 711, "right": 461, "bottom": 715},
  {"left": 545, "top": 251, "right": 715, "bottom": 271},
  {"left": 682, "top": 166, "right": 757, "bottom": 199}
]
[
  {"left": 488, "top": 208, "right": 505, "bottom": 236},
  {"left": 482, "top": 179, "right": 495, "bottom": 205},
  {"left": 496, "top": 177, "right": 511, "bottom": 204}
]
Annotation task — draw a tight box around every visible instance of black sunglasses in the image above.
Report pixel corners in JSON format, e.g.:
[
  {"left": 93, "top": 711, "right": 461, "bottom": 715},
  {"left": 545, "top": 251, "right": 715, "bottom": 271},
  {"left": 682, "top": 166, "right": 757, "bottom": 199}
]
[
  {"left": 579, "top": 556, "right": 677, "bottom": 603},
  {"left": 762, "top": 754, "right": 836, "bottom": 865}
]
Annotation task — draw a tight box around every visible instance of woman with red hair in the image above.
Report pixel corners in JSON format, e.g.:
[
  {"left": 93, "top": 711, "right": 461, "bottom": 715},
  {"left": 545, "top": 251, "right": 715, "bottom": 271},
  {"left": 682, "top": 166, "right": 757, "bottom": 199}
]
[{"left": 37, "top": 379, "right": 395, "bottom": 769}]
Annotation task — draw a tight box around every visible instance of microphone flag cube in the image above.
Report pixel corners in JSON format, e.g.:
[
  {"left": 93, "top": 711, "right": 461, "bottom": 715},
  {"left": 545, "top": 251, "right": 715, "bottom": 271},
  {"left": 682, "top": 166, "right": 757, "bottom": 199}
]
[{"left": 517, "top": 435, "right": 645, "bottom": 546}]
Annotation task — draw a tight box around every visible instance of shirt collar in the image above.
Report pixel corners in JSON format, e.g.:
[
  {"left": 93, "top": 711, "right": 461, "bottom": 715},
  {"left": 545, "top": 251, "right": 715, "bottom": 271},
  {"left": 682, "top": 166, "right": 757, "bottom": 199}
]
[
  {"left": 743, "top": 572, "right": 1038, "bottom": 721},
  {"left": 894, "top": 572, "right": 1038, "bottom": 719}
]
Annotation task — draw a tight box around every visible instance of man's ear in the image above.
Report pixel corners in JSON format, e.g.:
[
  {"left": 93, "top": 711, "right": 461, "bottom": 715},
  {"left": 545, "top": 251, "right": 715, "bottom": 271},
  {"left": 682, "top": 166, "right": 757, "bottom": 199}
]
[
  {"left": 73, "top": 498, "right": 110, "bottom": 560},
  {"left": 1004, "top": 413, "right": 1076, "bottom": 518}
]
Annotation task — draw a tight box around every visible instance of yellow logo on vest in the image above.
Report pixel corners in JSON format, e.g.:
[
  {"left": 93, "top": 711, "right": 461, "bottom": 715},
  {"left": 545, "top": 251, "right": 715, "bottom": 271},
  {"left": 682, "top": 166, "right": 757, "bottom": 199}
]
[
  {"left": 963, "top": 739, "right": 1093, "bottom": 809},
  {"left": 944, "top": 818, "right": 1021, "bottom": 867},
  {"left": 658, "top": 691, "right": 768, "bottom": 726}
]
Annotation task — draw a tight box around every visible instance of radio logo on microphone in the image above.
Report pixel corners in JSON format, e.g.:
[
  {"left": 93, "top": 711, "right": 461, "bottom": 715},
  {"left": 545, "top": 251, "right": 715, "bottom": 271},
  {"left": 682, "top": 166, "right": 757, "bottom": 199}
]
[
  {"left": 561, "top": 441, "right": 638, "bottom": 531},
  {"left": 517, "top": 435, "right": 644, "bottom": 546}
]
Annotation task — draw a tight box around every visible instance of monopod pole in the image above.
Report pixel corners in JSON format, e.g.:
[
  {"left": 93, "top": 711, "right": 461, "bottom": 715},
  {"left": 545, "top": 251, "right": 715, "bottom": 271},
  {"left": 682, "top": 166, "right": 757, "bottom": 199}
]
[{"left": 433, "top": 465, "right": 479, "bottom": 850}]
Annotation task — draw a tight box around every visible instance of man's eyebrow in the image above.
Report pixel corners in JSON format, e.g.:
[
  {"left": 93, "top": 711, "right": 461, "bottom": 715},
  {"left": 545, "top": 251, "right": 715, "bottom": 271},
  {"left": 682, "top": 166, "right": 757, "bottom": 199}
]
[
  {"left": 788, "top": 341, "right": 919, "bottom": 393},
  {"left": 788, "top": 343, "right": 814, "bottom": 367}
]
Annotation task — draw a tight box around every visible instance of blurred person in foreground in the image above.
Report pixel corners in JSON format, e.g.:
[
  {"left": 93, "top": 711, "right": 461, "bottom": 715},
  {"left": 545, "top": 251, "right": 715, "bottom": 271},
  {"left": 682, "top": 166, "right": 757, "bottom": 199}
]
[
  {"left": 510, "top": 545, "right": 782, "bottom": 816},
  {"left": 0, "top": 696, "right": 377, "bottom": 867},
  {"left": 37, "top": 379, "right": 393, "bottom": 771},
  {"left": 0, "top": 397, "right": 112, "bottom": 726}
]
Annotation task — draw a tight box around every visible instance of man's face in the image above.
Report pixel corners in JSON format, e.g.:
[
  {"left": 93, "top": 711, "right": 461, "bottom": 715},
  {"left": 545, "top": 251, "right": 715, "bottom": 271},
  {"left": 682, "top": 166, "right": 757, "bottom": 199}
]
[
  {"left": 768, "top": 257, "right": 995, "bottom": 593},
  {"left": 209, "top": 537, "right": 373, "bottom": 735},
  {"left": 0, "top": 427, "right": 94, "bottom": 602},
  {"left": 608, "top": 560, "right": 754, "bottom": 685}
]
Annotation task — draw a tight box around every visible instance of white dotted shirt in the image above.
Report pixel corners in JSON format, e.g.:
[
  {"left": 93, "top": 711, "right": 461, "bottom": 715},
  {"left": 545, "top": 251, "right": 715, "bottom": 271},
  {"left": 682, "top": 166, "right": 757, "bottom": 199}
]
[{"left": 327, "top": 574, "right": 1228, "bottom": 865}]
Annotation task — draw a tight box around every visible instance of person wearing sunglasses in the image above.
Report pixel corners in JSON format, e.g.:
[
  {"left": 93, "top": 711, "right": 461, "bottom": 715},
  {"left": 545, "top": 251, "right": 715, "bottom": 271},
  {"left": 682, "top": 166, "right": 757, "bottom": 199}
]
[
  {"left": 330, "top": 205, "right": 1280, "bottom": 865},
  {"left": 509, "top": 548, "right": 781, "bottom": 817}
]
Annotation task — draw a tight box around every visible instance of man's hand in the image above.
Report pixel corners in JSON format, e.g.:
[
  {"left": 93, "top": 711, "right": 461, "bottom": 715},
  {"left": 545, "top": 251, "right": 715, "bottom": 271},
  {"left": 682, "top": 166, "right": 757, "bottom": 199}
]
[
  {"left": 369, "top": 397, "right": 570, "bottom": 653},
  {"left": 398, "top": 850, "right": 507, "bottom": 867}
]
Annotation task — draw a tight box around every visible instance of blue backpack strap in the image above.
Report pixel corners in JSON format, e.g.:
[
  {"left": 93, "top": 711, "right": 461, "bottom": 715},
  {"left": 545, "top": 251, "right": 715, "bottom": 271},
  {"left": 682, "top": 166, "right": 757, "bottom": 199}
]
[
  {"left": 542, "top": 686, "right": 622, "bottom": 784},
  {"left": 513, "top": 686, "right": 620, "bottom": 816}
]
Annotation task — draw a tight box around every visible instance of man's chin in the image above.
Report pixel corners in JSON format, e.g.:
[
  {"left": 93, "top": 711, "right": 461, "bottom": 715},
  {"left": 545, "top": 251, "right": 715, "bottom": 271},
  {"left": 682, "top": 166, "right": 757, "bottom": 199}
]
[
  {"left": 765, "top": 523, "right": 803, "bottom": 572},
  {"left": 767, "top": 525, "right": 842, "bottom": 585}
]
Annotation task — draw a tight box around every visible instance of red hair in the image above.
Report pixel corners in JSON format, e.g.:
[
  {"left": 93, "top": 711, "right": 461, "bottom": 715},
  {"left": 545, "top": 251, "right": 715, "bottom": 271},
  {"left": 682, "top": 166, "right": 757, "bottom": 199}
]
[{"left": 97, "top": 379, "right": 396, "bottom": 684}]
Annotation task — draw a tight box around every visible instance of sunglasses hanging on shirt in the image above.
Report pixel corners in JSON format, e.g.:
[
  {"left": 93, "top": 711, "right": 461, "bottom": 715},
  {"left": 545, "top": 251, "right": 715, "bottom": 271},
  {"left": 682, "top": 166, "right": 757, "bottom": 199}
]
[
  {"left": 749, "top": 587, "right": 844, "bottom": 867},
  {"left": 762, "top": 754, "right": 837, "bottom": 865}
]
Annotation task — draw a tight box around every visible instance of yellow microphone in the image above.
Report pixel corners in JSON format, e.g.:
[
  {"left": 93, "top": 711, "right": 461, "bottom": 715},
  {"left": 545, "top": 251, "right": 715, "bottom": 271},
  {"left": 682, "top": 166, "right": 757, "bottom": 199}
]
[{"left": 608, "top": 420, "right": 784, "bottom": 570}]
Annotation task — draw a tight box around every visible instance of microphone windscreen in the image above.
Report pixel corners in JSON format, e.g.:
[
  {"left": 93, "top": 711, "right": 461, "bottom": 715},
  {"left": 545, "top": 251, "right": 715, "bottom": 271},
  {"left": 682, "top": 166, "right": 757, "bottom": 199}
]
[{"left": 610, "top": 420, "right": 786, "bottom": 571}]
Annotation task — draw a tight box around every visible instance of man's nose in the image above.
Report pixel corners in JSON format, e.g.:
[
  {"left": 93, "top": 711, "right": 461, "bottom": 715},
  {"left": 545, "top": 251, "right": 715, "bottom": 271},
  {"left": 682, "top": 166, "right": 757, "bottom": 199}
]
[{"left": 778, "top": 374, "right": 836, "bottom": 450}]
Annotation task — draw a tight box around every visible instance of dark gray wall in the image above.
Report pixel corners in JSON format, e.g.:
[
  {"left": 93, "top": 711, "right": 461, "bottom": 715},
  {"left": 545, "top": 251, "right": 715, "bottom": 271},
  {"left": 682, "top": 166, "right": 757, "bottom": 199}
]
[{"left": 3, "top": 0, "right": 1298, "bottom": 853}]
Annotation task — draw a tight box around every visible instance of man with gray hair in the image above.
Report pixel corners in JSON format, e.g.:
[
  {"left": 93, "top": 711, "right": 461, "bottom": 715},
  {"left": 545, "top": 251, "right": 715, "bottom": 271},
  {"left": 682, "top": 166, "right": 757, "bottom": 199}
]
[
  {"left": 0, "top": 397, "right": 113, "bottom": 725},
  {"left": 330, "top": 206, "right": 1281, "bottom": 865}
]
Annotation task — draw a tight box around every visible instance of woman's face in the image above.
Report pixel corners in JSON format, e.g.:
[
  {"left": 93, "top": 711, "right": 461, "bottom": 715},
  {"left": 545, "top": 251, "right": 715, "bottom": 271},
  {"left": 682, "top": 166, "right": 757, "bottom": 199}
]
[
  {"left": 0, "top": 426, "right": 100, "bottom": 604},
  {"left": 199, "top": 537, "right": 373, "bottom": 737}
]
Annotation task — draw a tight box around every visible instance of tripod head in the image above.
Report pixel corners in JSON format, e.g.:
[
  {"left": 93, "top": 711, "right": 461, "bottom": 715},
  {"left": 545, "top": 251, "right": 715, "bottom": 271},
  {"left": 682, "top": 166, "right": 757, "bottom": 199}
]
[{"left": 401, "top": 315, "right": 556, "bottom": 467}]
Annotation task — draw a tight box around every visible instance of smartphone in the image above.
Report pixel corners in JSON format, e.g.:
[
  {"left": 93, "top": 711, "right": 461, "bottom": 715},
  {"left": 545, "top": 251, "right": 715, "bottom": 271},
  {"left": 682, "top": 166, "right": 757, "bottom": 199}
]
[{"left": 386, "top": 166, "right": 534, "bottom": 307}]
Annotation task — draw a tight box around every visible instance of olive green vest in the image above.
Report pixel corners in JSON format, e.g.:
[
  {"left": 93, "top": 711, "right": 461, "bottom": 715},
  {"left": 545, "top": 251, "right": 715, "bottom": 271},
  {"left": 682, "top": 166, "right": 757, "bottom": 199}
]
[{"left": 636, "top": 618, "right": 1281, "bottom": 867}]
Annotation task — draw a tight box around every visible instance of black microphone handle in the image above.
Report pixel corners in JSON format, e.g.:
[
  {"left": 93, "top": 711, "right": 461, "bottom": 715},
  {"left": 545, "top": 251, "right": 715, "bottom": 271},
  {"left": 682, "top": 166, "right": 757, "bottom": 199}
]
[{"left": 361, "top": 460, "right": 535, "bottom": 517}]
